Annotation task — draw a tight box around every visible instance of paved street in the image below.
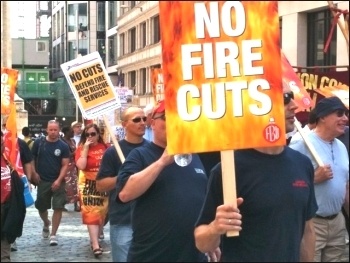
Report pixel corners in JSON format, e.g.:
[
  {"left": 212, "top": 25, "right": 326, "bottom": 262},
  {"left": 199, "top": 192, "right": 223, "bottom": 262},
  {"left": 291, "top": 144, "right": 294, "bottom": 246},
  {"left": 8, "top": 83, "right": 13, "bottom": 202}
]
[
  {"left": 9, "top": 188, "right": 349, "bottom": 262},
  {"left": 11, "top": 188, "right": 112, "bottom": 262}
]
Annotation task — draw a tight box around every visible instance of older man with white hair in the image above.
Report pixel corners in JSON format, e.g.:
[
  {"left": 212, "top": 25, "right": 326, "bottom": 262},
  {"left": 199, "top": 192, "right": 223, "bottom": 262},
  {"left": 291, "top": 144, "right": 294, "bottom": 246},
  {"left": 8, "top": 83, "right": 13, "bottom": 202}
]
[{"left": 143, "top": 104, "right": 154, "bottom": 141}]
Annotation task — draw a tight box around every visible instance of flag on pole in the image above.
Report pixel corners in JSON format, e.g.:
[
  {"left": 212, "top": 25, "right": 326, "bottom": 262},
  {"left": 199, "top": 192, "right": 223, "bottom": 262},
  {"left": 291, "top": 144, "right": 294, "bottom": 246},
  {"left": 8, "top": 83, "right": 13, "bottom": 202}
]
[
  {"left": 281, "top": 52, "right": 314, "bottom": 112},
  {"left": 1, "top": 67, "right": 23, "bottom": 173}
]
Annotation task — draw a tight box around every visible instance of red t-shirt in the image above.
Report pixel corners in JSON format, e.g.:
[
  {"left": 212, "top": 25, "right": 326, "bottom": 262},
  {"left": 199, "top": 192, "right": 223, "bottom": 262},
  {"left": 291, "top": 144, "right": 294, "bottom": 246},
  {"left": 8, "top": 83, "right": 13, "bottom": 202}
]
[
  {"left": 1, "top": 156, "right": 11, "bottom": 204},
  {"left": 75, "top": 143, "right": 107, "bottom": 179}
]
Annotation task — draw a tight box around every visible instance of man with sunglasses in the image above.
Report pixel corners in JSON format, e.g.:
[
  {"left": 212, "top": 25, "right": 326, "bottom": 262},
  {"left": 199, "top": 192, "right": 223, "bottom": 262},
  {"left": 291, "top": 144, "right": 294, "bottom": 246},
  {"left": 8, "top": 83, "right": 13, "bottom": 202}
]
[
  {"left": 96, "top": 106, "right": 150, "bottom": 262},
  {"left": 289, "top": 96, "right": 349, "bottom": 262},
  {"left": 194, "top": 86, "right": 317, "bottom": 262},
  {"left": 115, "top": 100, "right": 211, "bottom": 262}
]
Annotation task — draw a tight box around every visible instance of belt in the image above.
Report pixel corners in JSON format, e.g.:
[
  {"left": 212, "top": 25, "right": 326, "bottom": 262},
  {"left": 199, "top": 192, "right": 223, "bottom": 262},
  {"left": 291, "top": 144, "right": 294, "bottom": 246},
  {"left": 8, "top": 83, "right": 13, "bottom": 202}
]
[{"left": 315, "top": 213, "right": 338, "bottom": 220}]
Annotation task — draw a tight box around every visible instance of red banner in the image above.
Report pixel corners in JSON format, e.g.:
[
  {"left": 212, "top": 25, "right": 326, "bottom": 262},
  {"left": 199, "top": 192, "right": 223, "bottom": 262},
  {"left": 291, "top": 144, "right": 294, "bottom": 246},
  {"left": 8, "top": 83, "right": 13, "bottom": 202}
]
[{"left": 294, "top": 67, "right": 349, "bottom": 124}]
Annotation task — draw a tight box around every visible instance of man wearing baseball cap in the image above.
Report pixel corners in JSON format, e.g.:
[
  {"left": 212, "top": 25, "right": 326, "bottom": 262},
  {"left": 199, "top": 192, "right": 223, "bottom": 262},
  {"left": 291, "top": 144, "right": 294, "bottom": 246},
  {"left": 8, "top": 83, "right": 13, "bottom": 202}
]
[
  {"left": 290, "top": 96, "right": 349, "bottom": 262},
  {"left": 115, "top": 100, "right": 210, "bottom": 261}
]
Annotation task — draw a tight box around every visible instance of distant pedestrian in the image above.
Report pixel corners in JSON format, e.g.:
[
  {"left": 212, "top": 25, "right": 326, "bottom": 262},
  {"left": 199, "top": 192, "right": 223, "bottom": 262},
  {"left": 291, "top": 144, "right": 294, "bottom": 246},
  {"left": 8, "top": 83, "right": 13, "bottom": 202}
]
[
  {"left": 61, "top": 126, "right": 79, "bottom": 211},
  {"left": 22, "top": 127, "right": 34, "bottom": 150},
  {"left": 143, "top": 104, "right": 154, "bottom": 141},
  {"left": 71, "top": 121, "right": 82, "bottom": 147},
  {"left": 31, "top": 120, "right": 70, "bottom": 246}
]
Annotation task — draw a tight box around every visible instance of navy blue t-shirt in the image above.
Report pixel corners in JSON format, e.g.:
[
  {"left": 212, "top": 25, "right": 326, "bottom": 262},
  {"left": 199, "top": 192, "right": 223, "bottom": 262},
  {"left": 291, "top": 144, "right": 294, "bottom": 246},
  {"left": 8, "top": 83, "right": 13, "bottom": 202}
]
[
  {"left": 116, "top": 142, "right": 208, "bottom": 262},
  {"left": 31, "top": 137, "right": 70, "bottom": 182},
  {"left": 96, "top": 139, "right": 150, "bottom": 225},
  {"left": 195, "top": 148, "right": 318, "bottom": 262}
]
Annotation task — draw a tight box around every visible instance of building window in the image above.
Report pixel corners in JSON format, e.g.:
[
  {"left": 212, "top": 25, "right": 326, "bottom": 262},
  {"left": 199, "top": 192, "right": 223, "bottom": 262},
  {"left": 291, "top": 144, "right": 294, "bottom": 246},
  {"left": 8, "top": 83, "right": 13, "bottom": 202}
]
[
  {"left": 140, "top": 68, "right": 147, "bottom": 95},
  {"left": 108, "top": 1, "right": 117, "bottom": 29},
  {"left": 67, "top": 4, "right": 76, "bottom": 32},
  {"left": 61, "top": 7, "right": 65, "bottom": 36},
  {"left": 98, "top": 39, "right": 106, "bottom": 65},
  {"left": 120, "top": 33, "right": 125, "bottom": 55},
  {"left": 68, "top": 41, "right": 76, "bottom": 61},
  {"left": 37, "top": 41, "right": 47, "bottom": 52},
  {"left": 97, "top": 2, "right": 106, "bottom": 31},
  {"left": 140, "top": 22, "right": 147, "bottom": 48},
  {"left": 129, "top": 27, "right": 136, "bottom": 53},
  {"left": 307, "top": 9, "right": 336, "bottom": 69},
  {"left": 108, "top": 36, "right": 118, "bottom": 67},
  {"left": 152, "top": 15, "right": 160, "bottom": 44},
  {"left": 130, "top": 70, "right": 136, "bottom": 89},
  {"left": 52, "top": 13, "right": 57, "bottom": 39}
]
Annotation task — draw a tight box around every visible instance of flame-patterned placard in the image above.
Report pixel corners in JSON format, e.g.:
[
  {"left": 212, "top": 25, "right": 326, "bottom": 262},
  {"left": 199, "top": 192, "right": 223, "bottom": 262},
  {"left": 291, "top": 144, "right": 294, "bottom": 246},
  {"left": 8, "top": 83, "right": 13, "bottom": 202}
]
[
  {"left": 281, "top": 52, "right": 314, "bottom": 112},
  {"left": 151, "top": 68, "right": 164, "bottom": 102},
  {"left": 160, "top": 1, "right": 285, "bottom": 154}
]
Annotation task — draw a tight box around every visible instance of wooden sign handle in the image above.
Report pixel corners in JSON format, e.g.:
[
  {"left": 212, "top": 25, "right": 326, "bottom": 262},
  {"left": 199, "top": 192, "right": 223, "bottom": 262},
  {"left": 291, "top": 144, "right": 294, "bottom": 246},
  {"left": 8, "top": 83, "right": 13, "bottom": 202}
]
[
  {"left": 103, "top": 114, "right": 125, "bottom": 163},
  {"left": 221, "top": 150, "right": 239, "bottom": 237},
  {"left": 294, "top": 117, "right": 324, "bottom": 167}
]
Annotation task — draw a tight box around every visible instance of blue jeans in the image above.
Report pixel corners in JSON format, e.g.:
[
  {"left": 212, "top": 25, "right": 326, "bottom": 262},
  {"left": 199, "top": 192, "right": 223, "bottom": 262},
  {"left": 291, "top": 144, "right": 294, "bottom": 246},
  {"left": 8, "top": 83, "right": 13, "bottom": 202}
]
[{"left": 110, "top": 224, "right": 132, "bottom": 262}]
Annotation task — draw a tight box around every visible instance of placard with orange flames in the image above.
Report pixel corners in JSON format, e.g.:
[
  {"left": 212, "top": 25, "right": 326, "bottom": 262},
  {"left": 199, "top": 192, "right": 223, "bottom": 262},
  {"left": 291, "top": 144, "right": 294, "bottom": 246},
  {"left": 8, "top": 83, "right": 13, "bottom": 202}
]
[
  {"left": 281, "top": 52, "right": 314, "bottom": 112},
  {"left": 1, "top": 67, "right": 24, "bottom": 174},
  {"left": 159, "top": 1, "right": 285, "bottom": 154},
  {"left": 151, "top": 68, "right": 164, "bottom": 102}
]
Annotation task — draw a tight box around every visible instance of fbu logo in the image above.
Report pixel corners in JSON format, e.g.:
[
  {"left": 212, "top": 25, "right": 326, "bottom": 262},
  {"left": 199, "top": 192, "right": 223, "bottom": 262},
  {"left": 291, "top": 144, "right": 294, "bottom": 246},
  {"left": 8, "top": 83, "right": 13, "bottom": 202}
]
[{"left": 263, "top": 118, "right": 281, "bottom": 142}]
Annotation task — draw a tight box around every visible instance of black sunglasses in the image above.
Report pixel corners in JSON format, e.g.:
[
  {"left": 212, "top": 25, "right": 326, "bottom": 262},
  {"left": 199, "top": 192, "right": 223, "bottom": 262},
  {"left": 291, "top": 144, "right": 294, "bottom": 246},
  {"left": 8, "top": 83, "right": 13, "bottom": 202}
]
[
  {"left": 334, "top": 109, "right": 349, "bottom": 117},
  {"left": 85, "top": 132, "right": 97, "bottom": 137},
  {"left": 131, "top": 116, "right": 147, "bottom": 123},
  {"left": 153, "top": 114, "right": 166, "bottom": 121},
  {"left": 283, "top": 92, "right": 294, "bottom": 105}
]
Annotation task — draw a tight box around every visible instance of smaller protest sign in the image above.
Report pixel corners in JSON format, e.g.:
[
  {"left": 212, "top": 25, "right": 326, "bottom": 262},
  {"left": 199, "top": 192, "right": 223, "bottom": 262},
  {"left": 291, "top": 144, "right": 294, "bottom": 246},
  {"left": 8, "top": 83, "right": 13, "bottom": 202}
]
[
  {"left": 151, "top": 68, "right": 164, "bottom": 102},
  {"left": 115, "top": 87, "right": 133, "bottom": 104},
  {"left": 61, "top": 52, "right": 121, "bottom": 119}
]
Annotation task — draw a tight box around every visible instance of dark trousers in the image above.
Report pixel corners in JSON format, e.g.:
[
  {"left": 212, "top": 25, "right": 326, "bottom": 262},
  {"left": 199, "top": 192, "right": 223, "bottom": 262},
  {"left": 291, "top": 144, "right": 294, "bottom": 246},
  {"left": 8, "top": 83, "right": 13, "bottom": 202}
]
[{"left": 342, "top": 207, "right": 349, "bottom": 234}]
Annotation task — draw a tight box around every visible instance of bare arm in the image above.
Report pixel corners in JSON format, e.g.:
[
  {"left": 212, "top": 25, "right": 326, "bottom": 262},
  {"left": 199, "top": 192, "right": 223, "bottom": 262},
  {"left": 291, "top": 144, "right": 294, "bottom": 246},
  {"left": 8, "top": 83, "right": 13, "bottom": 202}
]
[
  {"left": 75, "top": 145, "right": 89, "bottom": 170},
  {"left": 300, "top": 219, "right": 315, "bottom": 262},
  {"left": 52, "top": 157, "right": 70, "bottom": 191},
  {"left": 96, "top": 176, "right": 117, "bottom": 192},
  {"left": 30, "top": 160, "right": 41, "bottom": 185},
  {"left": 194, "top": 199, "right": 243, "bottom": 253},
  {"left": 23, "top": 162, "right": 33, "bottom": 181},
  {"left": 118, "top": 148, "right": 173, "bottom": 203}
]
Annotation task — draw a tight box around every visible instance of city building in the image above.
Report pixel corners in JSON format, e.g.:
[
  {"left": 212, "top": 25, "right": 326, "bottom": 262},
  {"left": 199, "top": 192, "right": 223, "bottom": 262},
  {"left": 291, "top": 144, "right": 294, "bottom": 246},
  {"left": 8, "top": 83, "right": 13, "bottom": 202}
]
[{"left": 5, "top": 1, "right": 349, "bottom": 131}]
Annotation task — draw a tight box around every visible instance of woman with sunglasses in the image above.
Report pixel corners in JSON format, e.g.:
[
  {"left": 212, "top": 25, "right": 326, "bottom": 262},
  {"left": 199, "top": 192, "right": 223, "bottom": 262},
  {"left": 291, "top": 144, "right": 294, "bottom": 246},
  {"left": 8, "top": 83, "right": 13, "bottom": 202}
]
[{"left": 75, "top": 123, "right": 108, "bottom": 258}]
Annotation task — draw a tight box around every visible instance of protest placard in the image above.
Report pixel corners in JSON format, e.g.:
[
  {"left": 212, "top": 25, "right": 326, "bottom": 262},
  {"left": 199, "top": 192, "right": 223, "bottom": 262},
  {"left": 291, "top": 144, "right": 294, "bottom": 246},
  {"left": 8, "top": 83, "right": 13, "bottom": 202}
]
[
  {"left": 151, "top": 68, "right": 164, "bottom": 102},
  {"left": 160, "top": 1, "right": 282, "bottom": 237},
  {"left": 160, "top": 1, "right": 285, "bottom": 155},
  {"left": 61, "top": 52, "right": 124, "bottom": 162},
  {"left": 61, "top": 51, "right": 121, "bottom": 119}
]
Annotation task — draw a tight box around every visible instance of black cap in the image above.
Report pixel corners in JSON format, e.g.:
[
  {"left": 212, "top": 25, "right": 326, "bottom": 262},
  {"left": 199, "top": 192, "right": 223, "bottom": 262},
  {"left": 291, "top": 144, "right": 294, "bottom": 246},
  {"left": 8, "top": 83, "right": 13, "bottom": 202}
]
[{"left": 314, "top": 96, "right": 347, "bottom": 118}]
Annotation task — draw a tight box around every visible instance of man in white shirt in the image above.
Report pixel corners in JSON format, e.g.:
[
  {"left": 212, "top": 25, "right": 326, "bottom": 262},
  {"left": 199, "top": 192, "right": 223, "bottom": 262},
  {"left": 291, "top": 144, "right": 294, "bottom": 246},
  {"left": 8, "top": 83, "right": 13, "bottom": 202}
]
[{"left": 289, "top": 108, "right": 317, "bottom": 145}]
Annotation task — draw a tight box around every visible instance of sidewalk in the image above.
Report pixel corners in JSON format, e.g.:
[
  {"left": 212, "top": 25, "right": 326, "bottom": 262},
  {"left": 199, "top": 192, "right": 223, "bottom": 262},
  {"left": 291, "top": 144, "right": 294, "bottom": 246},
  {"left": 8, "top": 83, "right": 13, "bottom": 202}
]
[{"left": 11, "top": 188, "right": 112, "bottom": 262}]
